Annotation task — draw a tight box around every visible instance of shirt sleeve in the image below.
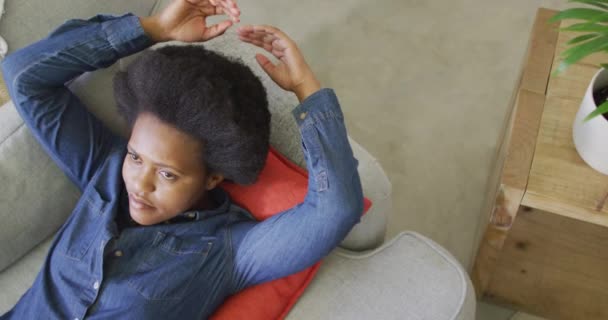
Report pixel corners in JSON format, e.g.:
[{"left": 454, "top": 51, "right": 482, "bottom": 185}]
[
  {"left": 0, "top": 13, "right": 154, "bottom": 191},
  {"left": 229, "top": 88, "right": 365, "bottom": 293}
]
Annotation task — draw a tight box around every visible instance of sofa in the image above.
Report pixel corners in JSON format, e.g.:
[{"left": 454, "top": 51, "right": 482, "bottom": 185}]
[{"left": 0, "top": 0, "right": 476, "bottom": 319}]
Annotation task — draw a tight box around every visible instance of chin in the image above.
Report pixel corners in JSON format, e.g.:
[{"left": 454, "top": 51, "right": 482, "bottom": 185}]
[{"left": 129, "top": 206, "right": 160, "bottom": 226}]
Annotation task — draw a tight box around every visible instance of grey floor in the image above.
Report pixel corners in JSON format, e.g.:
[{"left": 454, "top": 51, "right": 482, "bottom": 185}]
[{"left": 239, "top": 0, "right": 570, "bottom": 319}]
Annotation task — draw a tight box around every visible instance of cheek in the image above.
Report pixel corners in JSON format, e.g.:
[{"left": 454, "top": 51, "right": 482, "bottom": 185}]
[
  {"left": 160, "top": 184, "right": 205, "bottom": 215},
  {"left": 122, "top": 158, "right": 133, "bottom": 185},
  {"left": 163, "top": 187, "right": 193, "bottom": 208},
  {"left": 122, "top": 158, "right": 129, "bottom": 183}
]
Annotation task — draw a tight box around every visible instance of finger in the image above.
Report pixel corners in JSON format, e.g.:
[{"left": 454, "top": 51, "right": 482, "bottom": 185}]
[
  {"left": 239, "top": 35, "right": 286, "bottom": 59},
  {"left": 272, "top": 48, "right": 285, "bottom": 58},
  {"left": 240, "top": 32, "right": 283, "bottom": 52},
  {"left": 248, "top": 25, "right": 296, "bottom": 49},
  {"left": 238, "top": 28, "right": 279, "bottom": 44},
  {"left": 271, "top": 38, "right": 288, "bottom": 50},
  {"left": 219, "top": 0, "right": 240, "bottom": 21},
  {"left": 202, "top": 20, "right": 233, "bottom": 41},
  {"left": 209, "top": 6, "right": 237, "bottom": 21},
  {"left": 238, "top": 32, "right": 266, "bottom": 42},
  {"left": 223, "top": 0, "right": 239, "bottom": 10},
  {"left": 200, "top": 5, "right": 223, "bottom": 15},
  {"left": 201, "top": 1, "right": 239, "bottom": 22},
  {"left": 252, "top": 25, "right": 288, "bottom": 41},
  {"left": 237, "top": 26, "right": 275, "bottom": 38},
  {"left": 240, "top": 32, "right": 277, "bottom": 45},
  {"left": 237, "top": 25, "right": 254, "bottom": 34},
  {"left": 255, "top": 53, "right": 278, "bottom": 76}
]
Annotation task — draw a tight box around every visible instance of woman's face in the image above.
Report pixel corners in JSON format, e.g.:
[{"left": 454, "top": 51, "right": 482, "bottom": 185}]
[{"left": 122, "top": 112, "right": 223, "bottom": 226}]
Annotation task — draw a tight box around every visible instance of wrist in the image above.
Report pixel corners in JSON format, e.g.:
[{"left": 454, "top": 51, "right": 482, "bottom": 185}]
[
  {"left": 293, "top": 77, "right": 322, "bottom": 102},
  {"left": 139, "top": 16, "right": 169, "bottom": 43}
]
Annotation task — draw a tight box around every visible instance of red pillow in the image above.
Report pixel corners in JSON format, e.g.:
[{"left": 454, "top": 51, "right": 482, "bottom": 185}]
[{"left": 212, "top": 146, "right": 372, "bottom": 320}]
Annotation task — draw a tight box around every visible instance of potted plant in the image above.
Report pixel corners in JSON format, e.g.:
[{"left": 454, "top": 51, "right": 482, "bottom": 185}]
[{"left": 551, "top": 0, "right": 608, "bottom": 174}]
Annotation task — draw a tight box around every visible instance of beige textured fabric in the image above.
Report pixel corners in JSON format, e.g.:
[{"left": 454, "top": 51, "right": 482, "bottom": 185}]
[
  {"left": 0, "top": 74, "right": 8, "bottom": 106},
  {"left": 1, "top": 0, "right": 10, "bottom": 106}
]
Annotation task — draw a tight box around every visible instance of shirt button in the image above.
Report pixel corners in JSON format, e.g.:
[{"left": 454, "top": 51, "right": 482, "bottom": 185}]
[
  {"left": 93, "top": 281, "right": 100, "bottom": 290},
  {"left": 114, "top": 250, "right": 123, "bottom": 257},
  {"left": 300, "top": 112, "right": 307, "bottom": 120}
]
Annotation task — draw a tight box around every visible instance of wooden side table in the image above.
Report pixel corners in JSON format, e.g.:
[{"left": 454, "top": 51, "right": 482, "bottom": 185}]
[
  {"left": 0, "top": 71, "right": 8, "bottom": 106},
  {"left": 471, "top": 8, "right": 608, "bottom": 320}
]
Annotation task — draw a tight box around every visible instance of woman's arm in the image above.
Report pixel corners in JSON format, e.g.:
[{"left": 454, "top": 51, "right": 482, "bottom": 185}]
[
  {"left": 0, "top": 0, "right": 240, "bottom": 192},
  {"left": 1, "top": 13, "right": 154, "bottom": 191},
  {"left": 229, "top": 26, "right": 364, "bottom": 292}
]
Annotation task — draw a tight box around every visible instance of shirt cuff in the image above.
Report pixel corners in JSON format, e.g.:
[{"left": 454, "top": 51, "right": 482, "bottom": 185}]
[
  {"left": 101, "top": 13, "right": 155, "bottom": 58},
  {"left": 291, "top": 88, "right": 344, "bottom": 127}
]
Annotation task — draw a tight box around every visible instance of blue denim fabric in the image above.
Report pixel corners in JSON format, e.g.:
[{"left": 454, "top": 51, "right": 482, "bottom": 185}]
[{"left": 0, "top": 13, "right": 364, "bottom": 320}]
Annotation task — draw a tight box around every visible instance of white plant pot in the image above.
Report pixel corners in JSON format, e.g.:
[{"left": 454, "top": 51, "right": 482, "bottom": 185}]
[{"left": 573, "top": 68, "right": 608, "bottom": 175}]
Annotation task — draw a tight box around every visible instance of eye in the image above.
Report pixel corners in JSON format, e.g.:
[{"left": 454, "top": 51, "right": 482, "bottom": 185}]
[
  {"left": 128, "top": 151, "right": 140, "bottom": 162},
  {"left": 160, "top": 171, "right": 176, "bottom": 180}
]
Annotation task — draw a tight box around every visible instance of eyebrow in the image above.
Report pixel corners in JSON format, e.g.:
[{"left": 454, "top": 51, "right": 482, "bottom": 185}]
[{"left": 127, "top": 144, "right": 184, "bottom": 175}]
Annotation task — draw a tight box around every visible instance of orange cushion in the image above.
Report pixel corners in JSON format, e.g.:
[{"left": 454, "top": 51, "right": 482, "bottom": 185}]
[{"left": 212, "top": 147, "right": 372, "bottom": 320}]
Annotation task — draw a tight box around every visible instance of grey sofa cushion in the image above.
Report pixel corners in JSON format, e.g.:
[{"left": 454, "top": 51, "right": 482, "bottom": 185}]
[
  {"left": 286, "top": 231, "right": 476, "bottom": 320},
  {"left": 0, "top": 102, "right": 80, "bottom": 272}
]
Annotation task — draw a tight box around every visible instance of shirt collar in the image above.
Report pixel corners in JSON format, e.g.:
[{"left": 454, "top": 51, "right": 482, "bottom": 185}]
[
  {"left": 175, "top": 187, "right": 231, "bottom": 222},
  {"left": 119, "top": 186, "right": 232, "bottom": 227}
]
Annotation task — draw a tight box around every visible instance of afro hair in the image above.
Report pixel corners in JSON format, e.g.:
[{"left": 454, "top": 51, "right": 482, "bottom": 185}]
[{"left": 113, "top": 45, "right": 270, "bottom": 184}]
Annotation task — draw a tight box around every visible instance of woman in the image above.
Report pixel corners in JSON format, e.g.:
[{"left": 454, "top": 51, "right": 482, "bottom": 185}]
[{"left": 0, "top": 0, "right": 363, "bottom": 319}]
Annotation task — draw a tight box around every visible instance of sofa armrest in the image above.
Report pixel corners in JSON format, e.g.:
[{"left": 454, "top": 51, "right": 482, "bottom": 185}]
[
  {"left": 287, "top": 231, "right": 476, "bottom": 320},
  {"left": 338, "top": 138, "right": 392, "bottom": 251}
]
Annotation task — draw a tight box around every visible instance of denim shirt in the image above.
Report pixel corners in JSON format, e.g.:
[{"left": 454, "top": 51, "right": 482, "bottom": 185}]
[{"left": 0, "top": 13, "right": 364, "bottom": 320}]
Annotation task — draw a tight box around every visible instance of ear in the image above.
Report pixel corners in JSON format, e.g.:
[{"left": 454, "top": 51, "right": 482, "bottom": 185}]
[{"left": 205, "top": 172, "right": 225, "bottom": 190}]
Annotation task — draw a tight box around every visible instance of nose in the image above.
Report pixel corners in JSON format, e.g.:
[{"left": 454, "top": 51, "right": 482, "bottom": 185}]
[{"left": 131, "top": 169, "right": 155, "bottom": 195}]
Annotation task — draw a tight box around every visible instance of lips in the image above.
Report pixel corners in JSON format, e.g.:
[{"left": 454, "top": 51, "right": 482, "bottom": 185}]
[{"left": 129, "top": 193, "right": 154, "bottom": 209}]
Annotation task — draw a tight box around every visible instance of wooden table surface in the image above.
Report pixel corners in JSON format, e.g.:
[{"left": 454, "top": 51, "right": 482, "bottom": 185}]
[
  {"left": 0, "top": 74, "right": 8, "bottom": 106},
  {"left": 523, "top": 23, "right": 608, "bottom": 227}
]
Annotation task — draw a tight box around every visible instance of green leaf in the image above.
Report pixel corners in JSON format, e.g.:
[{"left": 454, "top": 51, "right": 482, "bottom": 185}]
[
  {"left": 561, "top": 34, "right": 608, "bottom": 56},
  {"left": 569, "top": 0, "right": 608, "bottom": 10},
  {"left": 559, "top": 35, "right": 608, "bottom": 70},
  {"left": 561, "top": 22, "right": 608, "bottom": 32},
  {"left": 584, "top": 100, "right": 608, "bottom": 121},
  {"left": 567, "top": 33, "right": 599, "bottom": 45},
  {"left": 550, "top": 8, "right": 608, "bottom": 23}
]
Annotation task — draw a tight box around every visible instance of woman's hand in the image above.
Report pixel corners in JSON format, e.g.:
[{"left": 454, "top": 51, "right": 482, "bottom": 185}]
[
  {"left": 140, "top": 0, "right": 241, "bottom": 43},
  {"left": 237, "top": 25, "right": 321, "bottom": 102}
]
